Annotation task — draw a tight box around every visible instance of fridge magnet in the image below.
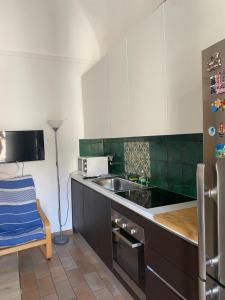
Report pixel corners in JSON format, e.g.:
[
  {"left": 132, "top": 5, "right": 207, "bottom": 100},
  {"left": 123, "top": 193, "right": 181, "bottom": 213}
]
[
  {"left": 218, "top": 122, "right": 225, "bottom": 137},
  {"left": 215, "top": 144, "right": 225, "bottom": 158},
  {"left": 210, "top": 71, "right": 225, "bottom": 94},
  {"left": 208, "top": 127, "right": 216, "bottom": 136},
  {"left": 210, "top": 86, "right": 217, "bottom": 95},
  {"left": 211, "top": 99, "right": 221, "bottom": 111},
  {"left": 210, "top": 75, "right": 216, "bottom": 86},
  {"left": 207, "top": 52, "right": 222, "bottom": 72},
  {"left": 215, "top": 99, "right": 222, "bottom": 107},
  {"left": 210, "top": 104, "right": 218, "bottom": 112},
  {"left": 210, "top": 99, "right": 225, "bottom": 112}
]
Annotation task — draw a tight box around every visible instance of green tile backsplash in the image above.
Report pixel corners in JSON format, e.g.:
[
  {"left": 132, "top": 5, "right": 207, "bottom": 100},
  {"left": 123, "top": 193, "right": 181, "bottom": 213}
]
[
  {"left": 80, "top": 139, "right": 104, "bottom": 157},
  {"left": 79, "top": 133, "right": 203, "bottom": 198}
]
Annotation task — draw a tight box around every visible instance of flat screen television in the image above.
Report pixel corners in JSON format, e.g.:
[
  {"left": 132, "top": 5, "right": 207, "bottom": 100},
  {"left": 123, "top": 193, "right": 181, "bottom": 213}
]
[{"left": 0, "top": 130, "right": 45, "bottom": 163}]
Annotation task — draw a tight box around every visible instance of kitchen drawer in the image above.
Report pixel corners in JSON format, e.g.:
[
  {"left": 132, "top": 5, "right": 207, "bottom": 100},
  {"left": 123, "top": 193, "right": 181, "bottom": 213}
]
[
  {"left": 146, "top": 267, "right": 182, "bottom": 300},
  {"left": 148, "top": 248, "right": 198, "bottom": 300},
  {"left": 111, "top": 201, "right": 147, "bottom": 228},
  {"left": 145, "top": 220, "right": 198, "bottom": 280}
]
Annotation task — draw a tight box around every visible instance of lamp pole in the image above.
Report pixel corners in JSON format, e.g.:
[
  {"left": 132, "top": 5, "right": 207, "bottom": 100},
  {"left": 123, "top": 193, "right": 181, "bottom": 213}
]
[{"left": 48, "top": 120, "right": 69, "bottom": 245}]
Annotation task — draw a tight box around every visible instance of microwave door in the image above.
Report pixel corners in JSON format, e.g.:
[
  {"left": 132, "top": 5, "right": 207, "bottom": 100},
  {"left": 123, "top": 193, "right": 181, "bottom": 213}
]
[{"left": 78, "top": 158, "right": 83, "bottom": 173}]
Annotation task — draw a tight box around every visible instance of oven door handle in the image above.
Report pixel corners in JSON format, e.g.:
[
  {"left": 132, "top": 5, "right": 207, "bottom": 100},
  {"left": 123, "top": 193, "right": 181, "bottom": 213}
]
[{"left": 112, "top": 228, "right": 143, "bottom": 249}]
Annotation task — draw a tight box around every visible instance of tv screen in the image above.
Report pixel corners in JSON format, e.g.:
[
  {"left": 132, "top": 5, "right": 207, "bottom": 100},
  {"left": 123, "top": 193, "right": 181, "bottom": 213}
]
[{"left": 0, "top": 130, "right": 45, "bottom": 163}]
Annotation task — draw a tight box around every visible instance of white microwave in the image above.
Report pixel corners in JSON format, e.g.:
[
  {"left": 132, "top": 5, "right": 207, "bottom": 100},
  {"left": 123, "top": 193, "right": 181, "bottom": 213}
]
[{"left": 78, "top": 156, "right": 109, "bottom": 177}]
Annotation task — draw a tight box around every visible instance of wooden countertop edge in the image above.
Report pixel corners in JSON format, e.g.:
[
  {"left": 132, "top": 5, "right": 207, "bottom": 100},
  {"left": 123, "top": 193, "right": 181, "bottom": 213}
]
[{"left": 153, "top": 207, "right": 198, "bottom": 244}]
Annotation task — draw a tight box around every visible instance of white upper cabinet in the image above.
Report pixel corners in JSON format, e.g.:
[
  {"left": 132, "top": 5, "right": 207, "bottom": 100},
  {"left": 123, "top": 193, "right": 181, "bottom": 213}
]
[
  {"left": 82, "top": 0, "right": 225, "bottom": 138},
  {"left": 164, "top": 0, "right": 203, "bottom": 134},
  {"left": 82, "top": 55, "right": 111, "bottom": 138},
  {"left": 126, "top": 6, "right": 167, "bottom": 136},
  {"left": 108, "top": 39, "right": 130, "bottom": 137}
]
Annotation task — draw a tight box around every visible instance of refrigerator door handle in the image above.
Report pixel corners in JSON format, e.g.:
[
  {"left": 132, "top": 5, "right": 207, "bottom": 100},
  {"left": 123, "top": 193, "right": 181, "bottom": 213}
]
[
  {"left": 197, "top": 163, "right": 207, "bottom": 282},
  {"left": 215, "top": 160, "right": 225, "bottom": 284}
]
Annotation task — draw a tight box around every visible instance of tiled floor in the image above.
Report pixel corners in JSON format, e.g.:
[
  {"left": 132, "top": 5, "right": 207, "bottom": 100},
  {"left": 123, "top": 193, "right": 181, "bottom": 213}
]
[
  {"left": 0, "top": 253, "right": 20, "bottom": 300},
  {"left": 19, "top": 233, "right": 133, "bottom": 300}
]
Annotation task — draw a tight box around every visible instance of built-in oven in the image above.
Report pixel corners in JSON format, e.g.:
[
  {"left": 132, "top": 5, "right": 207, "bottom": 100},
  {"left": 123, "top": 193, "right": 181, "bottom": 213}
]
[{"left": 111, "top": 209, "right": 146, "bottom": 300}]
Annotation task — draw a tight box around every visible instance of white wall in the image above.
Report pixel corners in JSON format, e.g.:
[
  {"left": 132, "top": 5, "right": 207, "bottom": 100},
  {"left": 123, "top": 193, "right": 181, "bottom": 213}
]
[
  {"left": 0, "top": 0, "right": 99, "bottom": 232},
  {"left": 0, "top": 0, "right": 99, "bottom": 60}
]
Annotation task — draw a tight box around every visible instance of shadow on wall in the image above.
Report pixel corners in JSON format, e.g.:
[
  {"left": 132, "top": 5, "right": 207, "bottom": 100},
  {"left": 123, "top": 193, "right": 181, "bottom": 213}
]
[{"left": 79, "top": 133, "right": 203, "bottom": 198}]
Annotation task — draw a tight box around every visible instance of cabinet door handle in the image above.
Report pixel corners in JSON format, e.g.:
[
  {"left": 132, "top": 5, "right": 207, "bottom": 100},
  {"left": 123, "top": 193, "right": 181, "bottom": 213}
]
[
  {"left": 112, "top": 228, "right": 142, "bottom": 248},
  {"left": 146, "top": 266, "right": 186, "bottom": 300}
]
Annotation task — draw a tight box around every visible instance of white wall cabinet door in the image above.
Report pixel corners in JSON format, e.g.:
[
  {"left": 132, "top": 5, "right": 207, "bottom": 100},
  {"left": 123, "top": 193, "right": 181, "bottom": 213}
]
[
  {"left": 126, "top": 6, "right": 167, "bottom": 137},
  {"left": 108, "top": 39, "right": 130, "bottom": 137},
  {"left": 164, "top": 0, "right": 203, "bottom": 134},
  {"left": 82, "top": 55, "right": 111, "bottom": 138}
]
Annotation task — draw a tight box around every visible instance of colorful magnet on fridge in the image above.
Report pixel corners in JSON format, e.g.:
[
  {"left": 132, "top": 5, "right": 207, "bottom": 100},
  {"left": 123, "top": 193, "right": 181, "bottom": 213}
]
[
  {"left": 211, "top": 105, "right": 218, "bottom": 112},
  {"left": 215, "top": 99, "right": 222, "bottom": 108},
  {"left": 218, "top": 122, "right": 225, "bottom": 137},
  {"left": 208, "top": 127, "right": 216, "bottom": 136},
  {"left": 215, "top": 144, "right": 225, "bottom": 158}
]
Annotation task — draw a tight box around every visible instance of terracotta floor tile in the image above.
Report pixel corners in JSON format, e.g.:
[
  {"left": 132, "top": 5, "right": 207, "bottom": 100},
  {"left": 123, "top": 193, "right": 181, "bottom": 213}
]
[
  {"left": 35, "top": 262, "right": 50, "bottom": 279},
  {"left": 76, "top": 261, "right": 97, "bottom": 274},
  {"left": 84, "top": 252, "right": 99, "bottom": 264},
  {"left": 55, "top": 245, "right": 70, "bottom": 258},
  {"left": 19, "top": 234, "right": 133, "bottom": 300},
  {"left": 94, "top": 287, "right": 114, "bottom": 300},
  {"left": 60, "top": 256, "right": 77, "bottom": 271},
  {"left": 47, "top": 255, "right": 61, "bottom": 269},
  {"left": 101, "top": 276, "right": 121, "bottom": 297},
  {"left": 73, "top": 282, "right": 96, "bottom": 300},
  {"left": 20, "top": 273, "right": 38, "bottom": 291},
  {"left": 41, "top": 293, "right": 59, "bottom": 300},
  {"left": 67, "top": 269, "right": 86, "bottom": 288},
  {"left": 50, "top": 266, "right": 67, "bottom": 282},
  {"left": 114, "top": 295, "right": 126, "bottom": 300},
  {"left": 94, "top": 263, "right": 107, "bottom": 279},
  {"left": 70, "top": 248, "right": 87, "bottom": 263},
  {"left": 19, "top": 258, "right": 34, "bottom": 275},
  {"left": 55, "top": 279, "right": 75, "bottom": 300},
  {"left": 21, "top": 289, "right": 40, "bottom": 300},
  {"left": 31, "top": 249, "right": 46, "bottom": 266},
  {"left": 84, "top": 272, "right": 105, "bottom": 291},
  {"left": 37, "top": 275, "right": 56, "bottom": 297}
]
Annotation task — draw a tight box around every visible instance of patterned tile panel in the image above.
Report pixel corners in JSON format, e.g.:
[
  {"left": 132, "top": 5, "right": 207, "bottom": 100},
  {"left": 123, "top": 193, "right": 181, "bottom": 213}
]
[{"left": 124, "top": 142, "right": 150, "bottom": 177}]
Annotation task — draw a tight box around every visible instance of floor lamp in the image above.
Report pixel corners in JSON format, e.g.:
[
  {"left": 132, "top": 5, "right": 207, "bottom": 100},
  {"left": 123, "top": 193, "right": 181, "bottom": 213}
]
[{"left": 47, "top": 120, "right": 69, "bottom": 245}]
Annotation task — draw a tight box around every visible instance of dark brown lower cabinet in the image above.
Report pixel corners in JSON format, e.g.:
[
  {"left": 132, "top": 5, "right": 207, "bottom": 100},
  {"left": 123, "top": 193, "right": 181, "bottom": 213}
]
[
  {"left": 71, "top": 179, "right": 84, "bottom": 234},
  {"left": 83, "top": 186, "right": 112, "bottom": 268},
  {"left": 145, "top": 221, "right": 198, "bottom": 300},
  {"left": 72, "top": 180, "right": 198, "bottom": 299},
  {"left": 146, "top": 267, "right": 182, "bottom": 300},
  {"left": 71, "top": 180, "right": 112, "bottom": 269}
]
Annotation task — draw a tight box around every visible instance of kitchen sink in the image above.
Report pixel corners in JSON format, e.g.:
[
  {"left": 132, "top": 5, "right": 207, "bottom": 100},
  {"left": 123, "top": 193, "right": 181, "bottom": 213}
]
[{"left": 92, "top": 177, "right": 147, "bottom": 192}]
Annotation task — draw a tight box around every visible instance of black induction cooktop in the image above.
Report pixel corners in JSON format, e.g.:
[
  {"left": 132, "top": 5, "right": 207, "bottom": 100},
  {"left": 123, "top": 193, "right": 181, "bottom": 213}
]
[{"left": 116, "top": 188, "right": 194, "bottom": 209}]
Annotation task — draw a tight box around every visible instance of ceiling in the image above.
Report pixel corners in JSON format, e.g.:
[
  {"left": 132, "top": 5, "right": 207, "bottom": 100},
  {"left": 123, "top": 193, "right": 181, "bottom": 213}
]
[
  {"left": 77, "top": 0, "right": 166, "bottom": 56},
  {"left": 0, "top": 0, "right": 166, "bottom": 63}
]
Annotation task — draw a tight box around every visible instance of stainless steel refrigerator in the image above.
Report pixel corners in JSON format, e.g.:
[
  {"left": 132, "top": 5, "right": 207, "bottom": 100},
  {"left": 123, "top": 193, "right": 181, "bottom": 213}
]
[{"left": 198, "top": 38, "right": 225, "bottom": 299}]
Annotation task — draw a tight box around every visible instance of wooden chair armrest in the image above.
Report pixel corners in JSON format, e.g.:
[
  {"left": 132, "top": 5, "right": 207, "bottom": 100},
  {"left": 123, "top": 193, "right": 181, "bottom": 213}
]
[
  {"left": 36, "top": 199, "right": 51, "bottom": 235},
  {"left": 36, "top": 199, "right": 52, "bottom": 259}
]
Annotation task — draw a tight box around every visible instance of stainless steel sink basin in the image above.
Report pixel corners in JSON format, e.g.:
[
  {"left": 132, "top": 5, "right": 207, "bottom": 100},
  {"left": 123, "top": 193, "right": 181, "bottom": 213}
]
[{"left": 92, "top": 177, "right": 147, "bottom": 192}]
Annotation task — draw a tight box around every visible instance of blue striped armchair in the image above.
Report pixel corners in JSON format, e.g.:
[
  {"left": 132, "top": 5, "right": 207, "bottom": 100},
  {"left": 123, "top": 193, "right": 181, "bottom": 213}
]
[{"left": 0, "top": 176, "right": 52, "bottom": 259}]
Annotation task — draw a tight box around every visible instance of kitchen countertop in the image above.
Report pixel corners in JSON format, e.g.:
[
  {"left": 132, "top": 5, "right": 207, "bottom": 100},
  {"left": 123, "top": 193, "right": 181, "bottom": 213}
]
[
  {"left": 154, "top": 207, "right": 198, "bottom": 244},
  {"left": 71, "top": 173, "right": 198, "bottom": 245}
]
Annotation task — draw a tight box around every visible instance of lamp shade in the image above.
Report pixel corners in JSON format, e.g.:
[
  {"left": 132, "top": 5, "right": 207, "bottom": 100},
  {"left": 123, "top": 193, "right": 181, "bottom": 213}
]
[{"left": 47, "top": 120, "right": 63, "bottom": 130}]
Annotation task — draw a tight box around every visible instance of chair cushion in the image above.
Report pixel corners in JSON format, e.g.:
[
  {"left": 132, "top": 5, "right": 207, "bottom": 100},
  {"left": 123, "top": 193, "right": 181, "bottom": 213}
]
[{"left": 0, "top": 175, "right": 45, "bottom": 246}]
